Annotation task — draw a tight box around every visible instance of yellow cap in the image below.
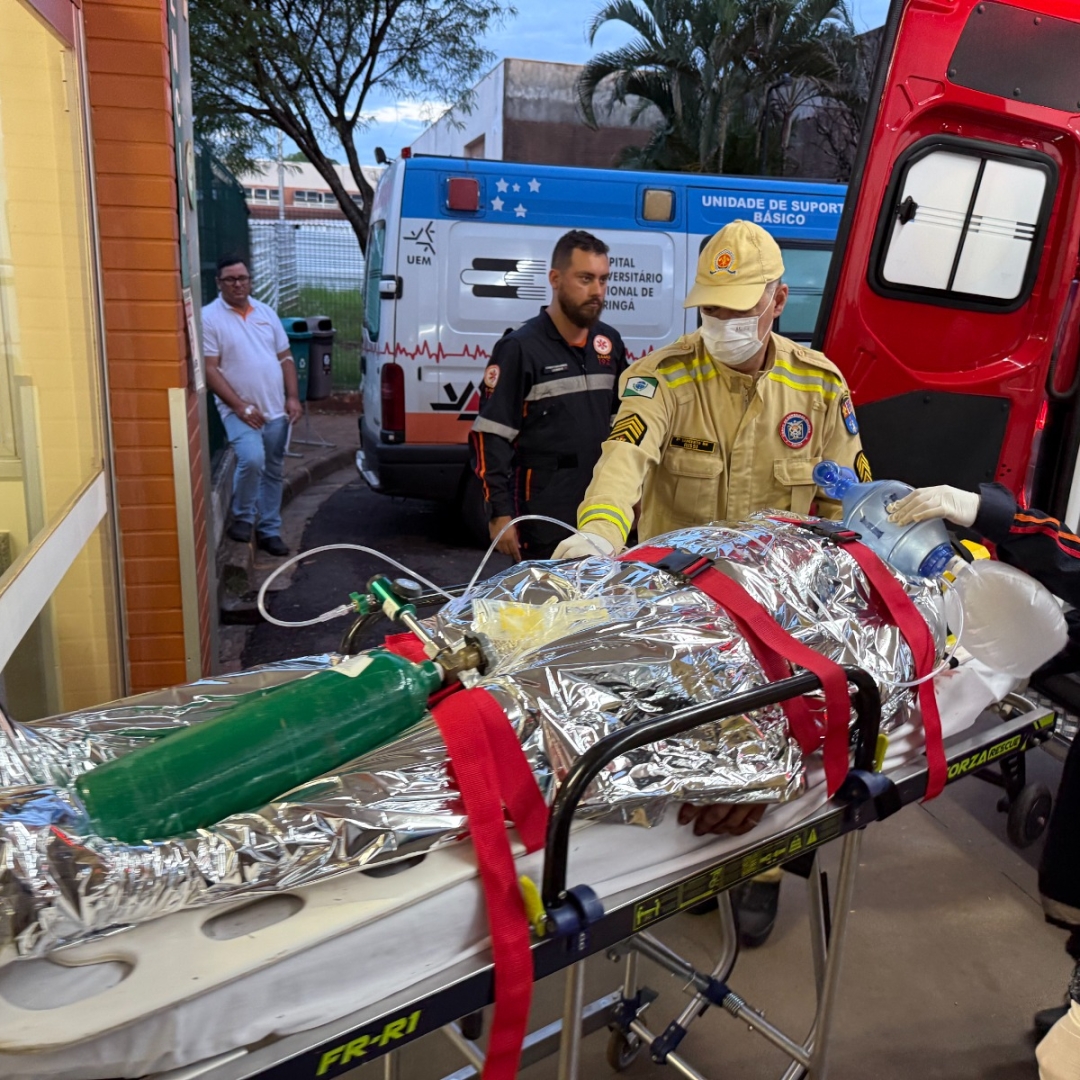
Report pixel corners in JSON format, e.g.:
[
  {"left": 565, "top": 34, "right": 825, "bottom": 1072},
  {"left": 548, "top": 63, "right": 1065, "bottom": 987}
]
[{"left": 684, "top": 220, "right": 785, "bottom": 310}]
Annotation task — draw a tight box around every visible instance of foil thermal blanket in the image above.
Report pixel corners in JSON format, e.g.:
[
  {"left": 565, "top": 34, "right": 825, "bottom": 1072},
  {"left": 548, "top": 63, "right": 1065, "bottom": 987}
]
[{"left": 0, "top": 518, "right": 944, "bottom": 962}]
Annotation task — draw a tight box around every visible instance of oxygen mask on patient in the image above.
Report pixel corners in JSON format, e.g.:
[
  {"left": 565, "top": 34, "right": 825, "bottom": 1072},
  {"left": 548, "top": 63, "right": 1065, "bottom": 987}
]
[{"left": 814, "top": 460, "right": 1068, "bottom": 678}]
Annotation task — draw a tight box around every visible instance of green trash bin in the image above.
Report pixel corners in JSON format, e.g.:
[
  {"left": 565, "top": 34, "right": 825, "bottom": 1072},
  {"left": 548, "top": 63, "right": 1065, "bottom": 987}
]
[
  {"left": 281, "top": 317, "right": 313, "bottom": 401},
  {"left": 307, "top": 316, "right": 335, "bottom": 401}
]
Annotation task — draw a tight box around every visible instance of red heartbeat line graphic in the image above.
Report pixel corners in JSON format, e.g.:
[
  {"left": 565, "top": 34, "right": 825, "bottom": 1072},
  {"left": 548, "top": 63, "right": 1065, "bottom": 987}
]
[{"left": 371, "top": 341, "right": 657, "bottom": 363}]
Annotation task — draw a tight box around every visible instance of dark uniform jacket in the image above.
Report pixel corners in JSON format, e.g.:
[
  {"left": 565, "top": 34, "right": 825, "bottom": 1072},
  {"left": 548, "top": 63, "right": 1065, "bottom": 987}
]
[
  {"left": 974, "top": 482, "right": 1080, "bottom": 929},
  {"left": 470, "top": 308, "right": 628, "bottom": 557}
]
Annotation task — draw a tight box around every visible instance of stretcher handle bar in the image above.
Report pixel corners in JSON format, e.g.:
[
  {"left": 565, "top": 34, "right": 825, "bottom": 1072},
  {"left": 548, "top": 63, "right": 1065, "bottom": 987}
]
[{"left": 541, "top": 665, "right": 881, "bottom": 907}]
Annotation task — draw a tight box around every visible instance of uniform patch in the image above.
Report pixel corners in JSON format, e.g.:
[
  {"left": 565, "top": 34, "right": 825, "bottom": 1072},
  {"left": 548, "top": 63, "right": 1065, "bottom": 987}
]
[
  {"left": 609, "top": 413, "right": 648, "bottom": 446},
  {"left": 854, "top": 451, "right": 873, "bottom": 483},
  {"left": 779, "top": 412, "right": 812, "bottom": 449},
  {"left": 840, "top": 395, "right": 859, "bottom": 435},
  {"left": 670, "top": 436, "right": 716, "bottom": 453},
  {"left": 593, "top": 334, "right": 613, "bottom": 356},
  {"left": 623, "top": 375, "right": 658, "bottom": 399},
  {"left": 483, "top": 364, "right": 500, "bottom": 389},
  {"left": 710, "top": 248, "right": 737, "bottom": 276}
]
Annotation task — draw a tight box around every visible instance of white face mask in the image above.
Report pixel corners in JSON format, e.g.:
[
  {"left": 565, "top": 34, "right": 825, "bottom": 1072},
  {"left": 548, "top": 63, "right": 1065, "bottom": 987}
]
[{"left": 700, "top": 311, "right": 766, "bottom": 367}]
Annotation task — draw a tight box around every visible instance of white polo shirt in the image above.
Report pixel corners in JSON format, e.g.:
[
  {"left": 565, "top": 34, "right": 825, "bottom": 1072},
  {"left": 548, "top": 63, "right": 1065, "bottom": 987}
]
[{"left": 202, "top": 296, "right": 291, "bottom": 422}]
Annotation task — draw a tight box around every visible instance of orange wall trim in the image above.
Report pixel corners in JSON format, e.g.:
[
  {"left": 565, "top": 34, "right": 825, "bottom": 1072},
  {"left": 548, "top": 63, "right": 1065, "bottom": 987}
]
[{"left": 85, "top": 0, "right": 211, "bottom": 692}]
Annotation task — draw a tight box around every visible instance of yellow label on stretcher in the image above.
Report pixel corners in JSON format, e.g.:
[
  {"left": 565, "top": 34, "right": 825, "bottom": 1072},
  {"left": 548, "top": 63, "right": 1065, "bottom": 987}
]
[
  {"left": 315, "top": 1010, "right": 422, "bottom": 1074},
  {"left": 632, "top": 811, "right": 843, "bottom": 931}
]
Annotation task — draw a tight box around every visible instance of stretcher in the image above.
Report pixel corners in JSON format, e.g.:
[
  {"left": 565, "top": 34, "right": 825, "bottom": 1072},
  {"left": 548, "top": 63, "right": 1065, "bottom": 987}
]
[{"left": 0, "top": 655, "right": 1054, "bottom": 1080}]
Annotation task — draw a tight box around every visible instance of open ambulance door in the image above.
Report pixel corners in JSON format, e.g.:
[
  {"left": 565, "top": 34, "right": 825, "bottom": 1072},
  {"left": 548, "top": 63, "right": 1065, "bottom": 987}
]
[{"left": 814, "top": 0, "right": 1080, "bottom": 524}]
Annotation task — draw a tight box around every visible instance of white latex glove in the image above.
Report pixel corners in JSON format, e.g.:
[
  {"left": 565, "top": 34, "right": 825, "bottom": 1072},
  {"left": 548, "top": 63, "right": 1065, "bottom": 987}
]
[
  {"left": 889, "top": 485, "right": 980, "bottom": 528},
  {"left": 552, "top": 532, "right": 617, "bottom": 559}
]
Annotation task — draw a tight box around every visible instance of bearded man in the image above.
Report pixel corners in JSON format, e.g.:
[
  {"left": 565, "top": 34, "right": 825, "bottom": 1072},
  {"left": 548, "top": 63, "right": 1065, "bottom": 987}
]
[{"left": 469, "top": 229, "right": 628, "bottom": 559}]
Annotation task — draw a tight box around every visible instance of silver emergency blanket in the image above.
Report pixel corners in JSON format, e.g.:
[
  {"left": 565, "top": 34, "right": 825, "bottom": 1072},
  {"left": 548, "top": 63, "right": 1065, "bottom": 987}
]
[{"left": 0, "top": 519, "right": 944, "bottom": 962}]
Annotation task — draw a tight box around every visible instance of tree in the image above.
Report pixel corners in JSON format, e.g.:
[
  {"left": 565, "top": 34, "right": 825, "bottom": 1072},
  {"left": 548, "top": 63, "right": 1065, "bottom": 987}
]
[
  {"left": 191, "top": 0, "right": 513, "bottom": 252},
  {"left": 741, "top": 0, "right": 854, "bottom": 175},
  {"left": 577, "top": 0, "right": 857, "bottom": 176},
  {"left": 577, "top": 0, "right": 752, "bottom": 174}
]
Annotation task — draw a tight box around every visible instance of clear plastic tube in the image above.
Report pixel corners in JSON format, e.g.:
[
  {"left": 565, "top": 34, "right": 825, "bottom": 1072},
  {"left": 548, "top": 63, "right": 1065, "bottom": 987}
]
[
  {"left": 462, "top": 515, "right": 615, "bottom": 600},
  {"left": 884, "top": 577, "right": 965, "bottom": 689},
  {"left": 257, "top": 544, "right": 456, "bottom": 629}
]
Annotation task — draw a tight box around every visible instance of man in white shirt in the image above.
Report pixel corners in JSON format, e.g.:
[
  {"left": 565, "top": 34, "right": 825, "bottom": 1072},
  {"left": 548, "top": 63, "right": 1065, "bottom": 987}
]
[{"left": 202, "top": 254, "right": 303, "bottom": 556}]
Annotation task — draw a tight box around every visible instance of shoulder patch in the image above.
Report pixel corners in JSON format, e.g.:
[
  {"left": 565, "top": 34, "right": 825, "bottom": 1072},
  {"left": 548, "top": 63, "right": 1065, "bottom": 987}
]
[
  {"left": 854, "top": 451, "right": 872, "bottom": 482},
  {"left": 609, "top": 413, "right": 648, "bottom": 446},
  {"left": 840, "top": 395, "right": 859, "bottom": 435},
  {"left": 623, "top": 375, "right": 658, "bottom": 399},
  {"left": 483, "top": 364, "right": 500, "bottom": 389}
]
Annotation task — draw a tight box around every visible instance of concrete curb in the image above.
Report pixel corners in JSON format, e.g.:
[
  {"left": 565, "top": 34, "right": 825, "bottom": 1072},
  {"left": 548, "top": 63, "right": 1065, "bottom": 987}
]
[{"left": 281, "top": 446, "right": 357, "bottom": 505}]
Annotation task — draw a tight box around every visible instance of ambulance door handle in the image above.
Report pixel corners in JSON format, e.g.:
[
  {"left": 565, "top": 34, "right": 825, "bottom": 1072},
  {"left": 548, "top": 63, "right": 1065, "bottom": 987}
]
[{"left": 379, "top": 275, "right": 403, "bottom": 300}]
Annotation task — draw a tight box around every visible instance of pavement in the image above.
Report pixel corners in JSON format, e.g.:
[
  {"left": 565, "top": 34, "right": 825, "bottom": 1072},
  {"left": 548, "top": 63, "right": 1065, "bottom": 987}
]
[{"left": 215, "top": 424, "right": 1069, "bottom": 1080}]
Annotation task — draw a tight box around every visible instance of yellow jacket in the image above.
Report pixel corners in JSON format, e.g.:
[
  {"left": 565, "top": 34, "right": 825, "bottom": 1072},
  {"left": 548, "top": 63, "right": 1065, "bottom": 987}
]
[{"left": 577, "top": 331, "right": 868, "bottom": 548}]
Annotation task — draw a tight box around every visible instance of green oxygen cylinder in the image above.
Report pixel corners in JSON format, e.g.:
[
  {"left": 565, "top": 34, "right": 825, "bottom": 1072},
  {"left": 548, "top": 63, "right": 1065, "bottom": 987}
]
[{"left": 74, "top": 650, "right": 443, "bottom": 844}]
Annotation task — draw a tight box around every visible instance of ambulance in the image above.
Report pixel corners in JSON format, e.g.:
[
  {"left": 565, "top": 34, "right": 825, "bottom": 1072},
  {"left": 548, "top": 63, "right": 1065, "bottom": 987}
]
[{"left": 357, "top": 156, "right": 846, "bottom": 514}]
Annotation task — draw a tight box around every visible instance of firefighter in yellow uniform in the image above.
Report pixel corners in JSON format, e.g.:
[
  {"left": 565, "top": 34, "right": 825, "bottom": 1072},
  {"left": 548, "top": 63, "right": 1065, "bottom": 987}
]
[
  {"left": 555, "top": 219, "right": 868, "bottom": 557},
  {"left": 554, "top": 219, "right": 869, "bottom": 947}
]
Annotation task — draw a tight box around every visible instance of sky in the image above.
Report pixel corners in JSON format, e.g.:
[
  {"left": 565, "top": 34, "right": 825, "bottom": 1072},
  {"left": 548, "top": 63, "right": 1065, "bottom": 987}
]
[{"left": 346, "top": 0, "right": 892, "bottom": 166}]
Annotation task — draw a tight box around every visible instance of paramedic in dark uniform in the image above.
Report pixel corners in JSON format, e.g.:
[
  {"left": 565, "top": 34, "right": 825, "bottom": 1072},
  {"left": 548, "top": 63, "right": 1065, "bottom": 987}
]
[
  {"left": 470, "top": 229, "right": 628, "bottom": 560},
  {"left": 891, "top": 483, "right": 1080, "bottom": 1077},
  {"left": 553, "top": 219, "right": 868, "bottom": 948}
]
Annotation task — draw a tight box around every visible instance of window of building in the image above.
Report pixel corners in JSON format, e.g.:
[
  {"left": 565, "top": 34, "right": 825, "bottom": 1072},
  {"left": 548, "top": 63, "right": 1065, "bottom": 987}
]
[
  {"left": 250, "top": 187, "right": 280, "bottom": 202},
  {"left": 0, "top": 0, "right": 121, "bottom": 717},
  {"left": 294, "top": 190, "right": 328, "bottom": 204},
  {"left": 872, "top": 139, "right": 1055, "bottom": 310},
  {"left": 464, "top": 135, "right": 485, "bottom": 160}
]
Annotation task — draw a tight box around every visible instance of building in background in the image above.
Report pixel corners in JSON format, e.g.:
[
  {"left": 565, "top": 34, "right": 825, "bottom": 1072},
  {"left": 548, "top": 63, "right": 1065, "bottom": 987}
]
[
  {"left": 0, "top": 0, "right": 214, "bottom": 717},
  {"left": 411, "top": 59, "right": 661, "bottom": 167},
  {"left": 239, "top": 160, "right": 383, "bottom": 221}
]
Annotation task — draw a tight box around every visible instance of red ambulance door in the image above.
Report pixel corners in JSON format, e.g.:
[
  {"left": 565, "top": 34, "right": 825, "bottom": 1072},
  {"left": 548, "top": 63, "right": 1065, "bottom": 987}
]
[{"left": 814, "top": 0, "right": 1080, "bottom": 518}]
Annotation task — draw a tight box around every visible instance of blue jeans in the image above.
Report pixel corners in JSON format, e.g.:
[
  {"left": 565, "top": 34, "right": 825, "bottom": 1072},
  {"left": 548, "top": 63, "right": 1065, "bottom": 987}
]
[{"left": 221, "top": 412, "right": 289, "bottom": 537}]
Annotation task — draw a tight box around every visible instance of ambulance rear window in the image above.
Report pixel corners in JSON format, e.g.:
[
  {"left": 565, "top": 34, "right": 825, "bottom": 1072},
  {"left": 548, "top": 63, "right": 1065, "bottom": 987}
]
[
  {"left": 871, "top": 138, "right": 1055, "bottom": 312},
  {"left": 364, "top": 221, "right": 386, "bottom": 341}
]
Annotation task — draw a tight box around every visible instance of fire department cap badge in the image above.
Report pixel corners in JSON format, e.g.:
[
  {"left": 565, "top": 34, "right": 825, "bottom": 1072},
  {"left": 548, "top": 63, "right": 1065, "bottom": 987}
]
[
  {"left": 840, "top": 395, "right": 859, "bottom": 436},
  {"left": 593, "top": 334, "right": 612, "bottom": 355},
  {"left": 780, "top": 412, "right": 812, "bottom": 449},
  {"left": 710, "top": 248, "right": 737, "bottom": 276},
  {"left": 483, "top": 364, "right": 500, "bottom": 389}
]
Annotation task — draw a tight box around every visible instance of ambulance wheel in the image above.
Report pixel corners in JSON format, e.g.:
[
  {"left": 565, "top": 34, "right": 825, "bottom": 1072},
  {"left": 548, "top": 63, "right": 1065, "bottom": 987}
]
[
  {"left": 458, "top": 470, "right": 490, "bottom": 546},
  {"left": 1006, "top": 782, "right": 1052, "bottom": 848},
  {"left": 606, "top": 1029, "right": 643, "bottom": 1072}
]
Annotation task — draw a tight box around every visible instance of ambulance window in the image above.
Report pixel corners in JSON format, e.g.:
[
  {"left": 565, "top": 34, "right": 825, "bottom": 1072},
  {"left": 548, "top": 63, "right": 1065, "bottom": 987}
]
[
  {"left": 776, "top": 245, "right": 831, "bottom": 342},
  {"left": 875, "top": 144, "right": 1054, "bottom": 308},
  {"left": 364, "top": 221, "right": 386, "bottom": 341}
]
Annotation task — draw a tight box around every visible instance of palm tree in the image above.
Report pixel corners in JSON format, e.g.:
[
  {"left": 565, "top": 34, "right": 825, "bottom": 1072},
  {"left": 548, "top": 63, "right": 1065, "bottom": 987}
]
[
  {"left": 577, "top": 0, "right": 857, "bottom": 175},
  {"left": 577, "top": 0, "right": 752, "bottom": 173},
  {"left": 742, "top": 0, "right": 855, "bottom": 173}
]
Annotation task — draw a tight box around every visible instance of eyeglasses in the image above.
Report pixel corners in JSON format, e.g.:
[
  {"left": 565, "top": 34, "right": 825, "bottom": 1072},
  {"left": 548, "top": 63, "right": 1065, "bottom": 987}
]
[{"left": 219, "top": 275, "right": 251, "bottom": 285}]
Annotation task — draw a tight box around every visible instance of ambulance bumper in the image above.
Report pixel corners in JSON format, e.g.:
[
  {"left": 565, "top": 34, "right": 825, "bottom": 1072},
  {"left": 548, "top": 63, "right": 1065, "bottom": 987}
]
[{"left": 357, "top": 419, "right": 470, "bottom": 499}]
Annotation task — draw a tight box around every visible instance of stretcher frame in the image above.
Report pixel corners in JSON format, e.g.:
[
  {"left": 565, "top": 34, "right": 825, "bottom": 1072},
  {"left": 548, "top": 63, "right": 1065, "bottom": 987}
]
[{"left": 142, "top": 668, "right": 1054, "bottom": 1080}]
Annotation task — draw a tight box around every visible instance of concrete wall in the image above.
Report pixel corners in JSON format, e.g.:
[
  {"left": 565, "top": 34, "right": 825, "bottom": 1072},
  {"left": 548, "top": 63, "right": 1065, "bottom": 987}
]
[
  {"left": 411, "top": 58, "right": 659, "bottom": 167},
  {"left": 411, "top": 63, "right": 505, "bottom": 159}
]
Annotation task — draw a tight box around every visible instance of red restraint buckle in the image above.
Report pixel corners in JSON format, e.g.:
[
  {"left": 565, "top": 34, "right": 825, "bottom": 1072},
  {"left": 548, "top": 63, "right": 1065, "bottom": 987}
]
[{"left": 653, "top": 550, "right": 713, "bottom": 581}]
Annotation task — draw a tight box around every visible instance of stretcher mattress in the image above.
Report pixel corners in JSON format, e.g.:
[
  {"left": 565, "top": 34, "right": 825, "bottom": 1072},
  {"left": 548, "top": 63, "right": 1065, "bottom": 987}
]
[{"left": 0, "top": 662, "right": 1012, "bottom": 1080}]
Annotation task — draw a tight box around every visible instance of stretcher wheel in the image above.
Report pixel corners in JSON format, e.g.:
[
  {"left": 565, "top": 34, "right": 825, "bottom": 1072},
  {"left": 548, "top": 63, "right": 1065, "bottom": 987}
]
[
  {"left": 606, "top": 1029, "right": 643, "bottom": 1072},
  {"left": 1006, "top": 782, "right": 1052, "bottom": 848}
]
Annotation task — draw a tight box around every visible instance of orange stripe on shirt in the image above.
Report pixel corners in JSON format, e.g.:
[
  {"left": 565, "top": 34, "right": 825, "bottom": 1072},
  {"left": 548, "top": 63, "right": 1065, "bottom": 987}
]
[
  {"left": 1014, "top": 513, "right": 1080, "bottom": 545},
  {"left": 1009, "top": 521, "right": 1080, "bottom": 559}
]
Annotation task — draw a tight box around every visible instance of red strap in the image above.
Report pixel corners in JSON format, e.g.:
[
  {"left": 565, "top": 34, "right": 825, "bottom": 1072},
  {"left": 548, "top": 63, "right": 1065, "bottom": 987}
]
[
  {"left": 432, "top": 688, "right": 549, "bottom": 1080},
  {"left": 383, "top": 632, "right": 429, "bottom": 663},
  {"left": 840, "top": 544, "right": 947, "bottom": 800},
  {"left": 625, "top": 546, "right": 853, "bottom": 795}
]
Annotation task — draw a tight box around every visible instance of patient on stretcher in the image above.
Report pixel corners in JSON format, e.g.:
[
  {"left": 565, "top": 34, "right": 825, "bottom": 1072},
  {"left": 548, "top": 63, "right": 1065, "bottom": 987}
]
[{"left": 0, "top": 515, "right": 1008, "bottom": 961}]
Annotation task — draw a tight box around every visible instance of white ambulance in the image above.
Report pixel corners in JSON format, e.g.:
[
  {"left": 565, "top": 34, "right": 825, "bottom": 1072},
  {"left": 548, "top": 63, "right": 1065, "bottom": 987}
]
[{"left": 357, "top": 154, "right": 845, "bottom": 518}]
